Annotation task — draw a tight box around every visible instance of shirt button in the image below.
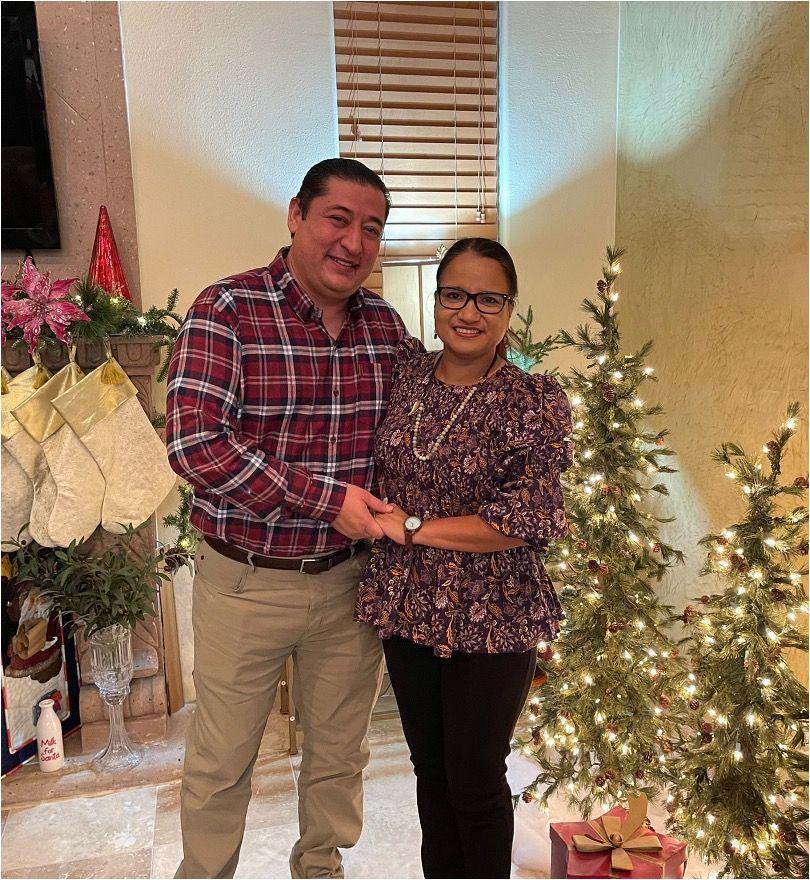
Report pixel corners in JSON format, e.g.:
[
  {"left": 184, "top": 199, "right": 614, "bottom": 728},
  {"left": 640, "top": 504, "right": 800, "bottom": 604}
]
[
  {"left": 333, "top": 389, "right": 340, "bottom": 398},
  {"left": 330, "top": 435, "right": 338, "bottom": 444}
]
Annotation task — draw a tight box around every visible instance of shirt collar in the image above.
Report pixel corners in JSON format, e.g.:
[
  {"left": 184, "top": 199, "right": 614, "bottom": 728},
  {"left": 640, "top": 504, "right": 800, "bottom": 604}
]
[{"left": 272, "top": 247, "right": 367, "bottom": 323}]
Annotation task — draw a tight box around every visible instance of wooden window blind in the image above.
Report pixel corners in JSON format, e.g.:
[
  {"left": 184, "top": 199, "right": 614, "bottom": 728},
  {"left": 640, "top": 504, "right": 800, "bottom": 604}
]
[{"left": 334, "top": 1, "right": 498, "bottom": 294}]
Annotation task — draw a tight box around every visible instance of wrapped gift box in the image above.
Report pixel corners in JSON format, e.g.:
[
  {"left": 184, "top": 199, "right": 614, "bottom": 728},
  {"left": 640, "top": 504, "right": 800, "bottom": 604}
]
[{"left": 550, "top": 805, "right": 687, "bottom": 878}]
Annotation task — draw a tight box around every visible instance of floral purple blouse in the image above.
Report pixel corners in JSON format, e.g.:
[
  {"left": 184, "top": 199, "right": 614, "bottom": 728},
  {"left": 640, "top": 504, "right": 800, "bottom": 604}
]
[{"left": 354, "top": 342, "right": 573, "bottom": 658}]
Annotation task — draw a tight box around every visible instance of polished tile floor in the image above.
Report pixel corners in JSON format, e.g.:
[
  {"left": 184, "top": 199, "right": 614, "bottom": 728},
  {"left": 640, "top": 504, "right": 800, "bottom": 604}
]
[{"left": 1, "top": 709, "right": 716, "bottom": 879}]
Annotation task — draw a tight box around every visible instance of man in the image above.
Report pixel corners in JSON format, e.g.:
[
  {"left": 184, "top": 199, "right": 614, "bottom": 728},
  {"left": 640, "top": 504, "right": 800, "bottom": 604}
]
[{"left": 166, "top": 158, "right": 411, "bottom": 878}]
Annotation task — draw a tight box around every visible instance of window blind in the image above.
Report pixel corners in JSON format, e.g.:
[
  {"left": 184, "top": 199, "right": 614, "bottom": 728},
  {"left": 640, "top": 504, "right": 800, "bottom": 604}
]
[{"left": 334, "top": 1, "right": 498, "bottom": 294}]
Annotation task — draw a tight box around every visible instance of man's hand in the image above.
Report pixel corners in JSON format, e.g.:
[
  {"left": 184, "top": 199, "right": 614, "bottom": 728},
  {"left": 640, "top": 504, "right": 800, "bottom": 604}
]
[{"left": 332, "top": 484, "right": 392, "bottom": 540}]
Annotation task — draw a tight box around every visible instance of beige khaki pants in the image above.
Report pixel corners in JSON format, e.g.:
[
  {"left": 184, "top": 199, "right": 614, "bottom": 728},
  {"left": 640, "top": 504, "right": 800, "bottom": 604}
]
[{"left": 175, "top": 540, "right": 382, "bottom": 879}]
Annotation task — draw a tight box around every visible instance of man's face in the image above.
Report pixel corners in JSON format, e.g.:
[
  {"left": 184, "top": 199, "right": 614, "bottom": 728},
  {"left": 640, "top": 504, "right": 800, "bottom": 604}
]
[{"left": 286, "top": 178, "right": 387, "bottom": 306}]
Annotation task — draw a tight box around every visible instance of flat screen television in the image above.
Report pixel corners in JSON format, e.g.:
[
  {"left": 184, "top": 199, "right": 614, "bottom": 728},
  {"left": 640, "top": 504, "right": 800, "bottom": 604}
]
[{"left": 2, "top": 1, "right": 61, "bottom": 250}]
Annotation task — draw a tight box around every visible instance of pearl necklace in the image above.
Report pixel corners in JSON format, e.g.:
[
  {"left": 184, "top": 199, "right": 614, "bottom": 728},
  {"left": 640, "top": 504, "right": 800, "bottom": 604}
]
[{"left": 411, "top": 351, "right": 500, "bottom": 461}]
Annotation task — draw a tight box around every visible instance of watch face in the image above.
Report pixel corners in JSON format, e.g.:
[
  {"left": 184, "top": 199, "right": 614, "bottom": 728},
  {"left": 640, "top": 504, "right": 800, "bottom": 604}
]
[{"left": 404, "top": 516, "right": 422, "bottom": 532}]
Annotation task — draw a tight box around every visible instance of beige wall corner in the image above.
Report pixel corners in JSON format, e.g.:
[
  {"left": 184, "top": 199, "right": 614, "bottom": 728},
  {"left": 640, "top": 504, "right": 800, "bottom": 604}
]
[
  {"left": 499, "top": 1, "right": 620, "bottom": 374},
  {"left": 616, "top": 1, "right": 808, "bottom": 682}
]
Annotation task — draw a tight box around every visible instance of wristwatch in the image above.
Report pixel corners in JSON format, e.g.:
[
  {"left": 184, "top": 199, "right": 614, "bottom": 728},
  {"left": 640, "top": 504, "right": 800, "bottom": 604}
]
[{"left": 403, "top": 515, "right": 423, "bottom": 549}]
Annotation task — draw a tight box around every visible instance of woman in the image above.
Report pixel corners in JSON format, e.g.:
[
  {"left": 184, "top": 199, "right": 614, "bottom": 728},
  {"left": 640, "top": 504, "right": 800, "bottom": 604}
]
[{"left": 354, "top": 238, "right": 572, "bottom": 879}]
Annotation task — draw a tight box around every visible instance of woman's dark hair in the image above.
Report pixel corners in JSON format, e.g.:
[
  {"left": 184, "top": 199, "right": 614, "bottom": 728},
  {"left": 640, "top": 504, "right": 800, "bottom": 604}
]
[
  {"left": 436, "top": 237, "right": 518, "bottom": 359},
  {"left": 295, "top": 158, "right": 391, "bottom": 221}
]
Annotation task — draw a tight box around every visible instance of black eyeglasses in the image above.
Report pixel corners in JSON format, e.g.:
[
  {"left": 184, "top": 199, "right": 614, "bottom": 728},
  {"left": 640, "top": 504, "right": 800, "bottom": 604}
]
[{"left": 435, "top": 286, "right": 515, "bottom": 315}]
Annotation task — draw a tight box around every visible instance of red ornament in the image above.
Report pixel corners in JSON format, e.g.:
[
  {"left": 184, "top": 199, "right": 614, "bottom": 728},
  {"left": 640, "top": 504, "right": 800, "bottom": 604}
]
[
  {"left": 688, "top": 699, "right": 700, "bottom": 711},
  {"left": 604, "top": 769, "right": 616, "bottom": 780},
  {"left": 88, "top": 206, "right": 132, "bottom": 300},
  {"left": 594, "top": 775, "right": 606, "bottom": 787}
]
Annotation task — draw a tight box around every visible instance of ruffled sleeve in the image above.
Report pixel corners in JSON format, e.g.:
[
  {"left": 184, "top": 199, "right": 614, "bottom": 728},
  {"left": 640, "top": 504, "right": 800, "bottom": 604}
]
[
  {"left": 478, "top": 373, "right": 572, "bottom": 550},
  {"left": 391, "top": 335, "right": 427, "bottom": 384}
]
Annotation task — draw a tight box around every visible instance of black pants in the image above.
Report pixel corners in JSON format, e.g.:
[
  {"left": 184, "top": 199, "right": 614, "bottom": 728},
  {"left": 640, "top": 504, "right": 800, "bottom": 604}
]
[{"left": 383, "top": 636, "right": 536, "bottom": 879}]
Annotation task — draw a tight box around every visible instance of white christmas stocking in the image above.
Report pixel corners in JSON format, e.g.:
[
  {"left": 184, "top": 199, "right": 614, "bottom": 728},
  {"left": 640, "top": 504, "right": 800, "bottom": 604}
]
[
  {"left": 52, "top": 356, "right": 176, "bottom": 533},
  {"left": 13, "top": 359, "right": 106, "bottom": 547},
  {"left": 1, "top": 365, "right": 42, "bottom": 548}
]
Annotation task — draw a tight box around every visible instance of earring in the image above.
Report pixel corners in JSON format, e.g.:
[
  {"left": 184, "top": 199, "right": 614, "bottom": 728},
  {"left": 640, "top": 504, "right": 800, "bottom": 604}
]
[{"left": 433, "top": 331, "right": 438, "bottom": 339}]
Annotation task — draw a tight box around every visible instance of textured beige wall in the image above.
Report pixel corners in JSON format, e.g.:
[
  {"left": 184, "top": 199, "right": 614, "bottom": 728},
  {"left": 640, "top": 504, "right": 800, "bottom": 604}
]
[
  {"left": 2, "top": 2, "right": 141, "bottom": 306},
  {"left": 499, "top": 2, "right": 619, "bottom": 374},
  {"left": 615, "top": 2, "right": 808, "bottom": 679}
]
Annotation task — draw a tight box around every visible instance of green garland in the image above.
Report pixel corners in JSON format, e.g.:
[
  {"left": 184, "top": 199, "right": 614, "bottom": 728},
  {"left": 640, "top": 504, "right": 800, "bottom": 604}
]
[{"left": 162, "top": 483, "right": 200, "bottom": 572}]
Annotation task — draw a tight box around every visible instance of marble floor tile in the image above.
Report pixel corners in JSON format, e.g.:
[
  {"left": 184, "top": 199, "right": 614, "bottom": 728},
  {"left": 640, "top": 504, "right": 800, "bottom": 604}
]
[
  {"left": 152, "top": 754, "right": 297, "bottom": 850},
  {"left": 3, "top": 848, "right": 152, "bottom": 879},
  {"left": 151, "top": 838, "right": 183, "bottom": 879},
  {"left": 1, "top": 786, "right": 157, "bottom": 870},
  {"left": 153, "top": 781, "right": 182, "bottom": 847},
  {"left": 246, "top": 756, "right": 298, "bottom": 831},
  {"left": 361, "top": 745, "right": 417, "bottom": 810},
  {"left": 151, "top": 822, "right": 300, "bottom": 879},
  {"left": 342, "top": 805, "right": 423, "bottom": 879}
]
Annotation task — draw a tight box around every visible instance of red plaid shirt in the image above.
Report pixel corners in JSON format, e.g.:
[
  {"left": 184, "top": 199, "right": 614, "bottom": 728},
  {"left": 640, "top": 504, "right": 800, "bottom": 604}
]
[{"left": 166, "top": 248, "right": 410, "bottom": 556}]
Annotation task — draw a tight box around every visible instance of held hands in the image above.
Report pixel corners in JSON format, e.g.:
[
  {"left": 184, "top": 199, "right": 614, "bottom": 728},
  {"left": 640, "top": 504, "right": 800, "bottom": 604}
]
[
  {"left": 332, "top": 484, "right": 393, "bottom": 540},
  {"left": 374, "top": 503, "right": 409, "bottom": 546}
]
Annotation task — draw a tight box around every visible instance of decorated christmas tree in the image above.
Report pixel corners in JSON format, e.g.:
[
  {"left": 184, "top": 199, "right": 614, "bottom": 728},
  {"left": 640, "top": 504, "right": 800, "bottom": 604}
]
[
  {"left": 514, "top": 247, "right": 688, "bottom": 817},
  {"left": 667, "top": 404, "right": 808, "bottom": 878}
]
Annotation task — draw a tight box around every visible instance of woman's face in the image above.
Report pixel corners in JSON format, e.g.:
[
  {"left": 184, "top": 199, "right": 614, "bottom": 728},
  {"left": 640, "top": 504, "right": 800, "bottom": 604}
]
[{"left": 434, "top": 251, "right": 513, "bottom": 362}]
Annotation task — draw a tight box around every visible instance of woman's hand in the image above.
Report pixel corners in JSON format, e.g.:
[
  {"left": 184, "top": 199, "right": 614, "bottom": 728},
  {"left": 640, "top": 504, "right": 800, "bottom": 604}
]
[{"left": 375, "top": 504, "right": 408, "bottom": 546}]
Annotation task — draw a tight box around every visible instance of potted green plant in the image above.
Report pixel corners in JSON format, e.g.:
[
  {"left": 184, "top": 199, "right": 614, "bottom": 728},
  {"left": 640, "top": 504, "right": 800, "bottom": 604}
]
[{"left": 8, "top": 526, "right": 168, "bottom": 771}]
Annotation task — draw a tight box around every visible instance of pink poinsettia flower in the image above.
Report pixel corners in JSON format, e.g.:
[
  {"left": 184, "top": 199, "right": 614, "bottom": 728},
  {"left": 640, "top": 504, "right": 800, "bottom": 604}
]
[{"left": 2, "top": 257, "right": 87, "bottom": 354}]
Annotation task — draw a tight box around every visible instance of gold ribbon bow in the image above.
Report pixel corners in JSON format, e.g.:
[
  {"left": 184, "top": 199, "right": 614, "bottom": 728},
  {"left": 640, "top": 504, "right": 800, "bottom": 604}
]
[{"left": 572, "top": 794, "right": 663, "bottom": 872}]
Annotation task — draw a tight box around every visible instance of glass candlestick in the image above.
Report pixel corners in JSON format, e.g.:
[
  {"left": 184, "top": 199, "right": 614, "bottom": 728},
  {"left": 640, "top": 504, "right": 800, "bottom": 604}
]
[{"left": 88, "top": 624, "right": 140, "bottom": 771}]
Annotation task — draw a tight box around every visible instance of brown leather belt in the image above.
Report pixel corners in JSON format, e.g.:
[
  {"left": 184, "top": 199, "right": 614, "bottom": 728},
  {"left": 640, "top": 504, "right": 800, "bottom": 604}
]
[{"left": 204, "top": 536, "right": 366, "bottom": 575}]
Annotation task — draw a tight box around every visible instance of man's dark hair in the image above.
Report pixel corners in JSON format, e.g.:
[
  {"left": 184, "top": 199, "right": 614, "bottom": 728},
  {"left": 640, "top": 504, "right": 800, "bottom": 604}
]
[{"left": 295, "top": 158, "right": 391, "bottom": 221}]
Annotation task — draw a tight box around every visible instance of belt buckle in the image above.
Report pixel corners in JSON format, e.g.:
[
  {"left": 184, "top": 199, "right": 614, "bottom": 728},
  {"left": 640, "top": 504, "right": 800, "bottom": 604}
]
[{"left": 299, "top": 556, "right": 319, "bottom": 574}]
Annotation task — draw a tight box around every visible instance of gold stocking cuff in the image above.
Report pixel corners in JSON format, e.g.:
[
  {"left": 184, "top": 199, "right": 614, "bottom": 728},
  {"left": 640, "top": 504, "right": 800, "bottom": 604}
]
[
  {"left": 11, "top": 362, "right": 85, "bottom": 444},
  {"left": 2, "top": 365, "right": 52, "bottom": 442},
  {"left": 51, "top": 359, "right": 137, "bottom": 439}
]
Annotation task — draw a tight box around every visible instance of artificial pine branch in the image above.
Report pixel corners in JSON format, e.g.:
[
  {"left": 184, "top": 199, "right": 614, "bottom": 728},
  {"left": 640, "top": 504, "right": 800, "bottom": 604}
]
[
  {"left": 162, "top": 483, "right": 200, "bottom": 572},
  {"left": 514, "top": 246, "right": 689, "bottom": 818},
  {"left": 667, "top": 406, "right": 808, "bottom": 879},
  {"left": 507, "top": 305, "right": 561, "bottom": 372}
]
